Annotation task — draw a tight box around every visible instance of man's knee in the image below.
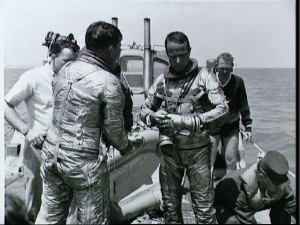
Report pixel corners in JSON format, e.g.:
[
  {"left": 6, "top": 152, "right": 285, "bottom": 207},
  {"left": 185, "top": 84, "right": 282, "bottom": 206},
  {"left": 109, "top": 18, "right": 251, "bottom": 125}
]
[
  {"left": 225, "top": 147, "right": 239, "bottom": 169},
  {"left": 225, "top": 215, "right": 240, "bottom": 224}
]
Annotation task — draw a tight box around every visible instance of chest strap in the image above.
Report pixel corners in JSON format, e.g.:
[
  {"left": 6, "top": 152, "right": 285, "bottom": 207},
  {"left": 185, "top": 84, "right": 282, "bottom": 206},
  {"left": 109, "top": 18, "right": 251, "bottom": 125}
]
[{"left": 155, "top": 90, "right": 205, "bottom": 104}]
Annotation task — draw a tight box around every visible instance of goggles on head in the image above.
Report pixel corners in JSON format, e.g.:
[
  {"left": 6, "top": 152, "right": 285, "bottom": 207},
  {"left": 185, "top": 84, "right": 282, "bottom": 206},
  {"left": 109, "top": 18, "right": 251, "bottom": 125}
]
[{"left": 42, "top": 31, "right": 78, "bottom": 48}]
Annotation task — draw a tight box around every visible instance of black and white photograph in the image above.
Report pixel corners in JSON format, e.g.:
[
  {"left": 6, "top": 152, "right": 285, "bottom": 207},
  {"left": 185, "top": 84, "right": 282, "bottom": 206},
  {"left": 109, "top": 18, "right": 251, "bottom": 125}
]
[{"left": 1, "top": 0, "right": 297, "bottom": 224}]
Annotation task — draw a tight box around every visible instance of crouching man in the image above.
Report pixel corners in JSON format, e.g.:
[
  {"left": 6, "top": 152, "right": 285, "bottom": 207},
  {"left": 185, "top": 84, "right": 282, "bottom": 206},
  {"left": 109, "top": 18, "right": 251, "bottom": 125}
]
[{"left": 214, "top": 150, "right": 296, "bottom": 224}]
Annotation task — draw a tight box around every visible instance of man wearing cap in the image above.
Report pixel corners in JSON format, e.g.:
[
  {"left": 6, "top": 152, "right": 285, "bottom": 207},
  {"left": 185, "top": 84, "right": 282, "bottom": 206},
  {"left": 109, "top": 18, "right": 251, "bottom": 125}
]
[
  {"left": 214, "top": 150, "right": 296, "bottom": 224},
  {"left": 209, "top": 52, "right": 253, "bottom": 175}
]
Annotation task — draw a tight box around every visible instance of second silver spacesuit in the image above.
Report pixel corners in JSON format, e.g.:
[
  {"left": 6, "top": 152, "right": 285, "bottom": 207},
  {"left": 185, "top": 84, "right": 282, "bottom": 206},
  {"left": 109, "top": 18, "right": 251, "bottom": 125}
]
[{"left": 140, "top": 59, "right": 228, "bottom": 223}]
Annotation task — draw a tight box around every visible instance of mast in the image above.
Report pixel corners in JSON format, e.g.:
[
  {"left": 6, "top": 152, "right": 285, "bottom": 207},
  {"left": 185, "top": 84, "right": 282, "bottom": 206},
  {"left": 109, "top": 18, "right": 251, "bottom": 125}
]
[
  {"left": 112, "top": 17, "right": 118, "bottom": 27},
  {"left": 143, "top": 18, "right": 152, "bottom": 96}
]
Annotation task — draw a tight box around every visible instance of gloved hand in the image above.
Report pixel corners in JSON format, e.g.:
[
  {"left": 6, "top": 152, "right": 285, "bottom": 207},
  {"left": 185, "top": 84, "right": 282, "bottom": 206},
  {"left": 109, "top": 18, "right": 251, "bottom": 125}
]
[
  {"left": 119, "top": 134, "right": 145, "bottom": 156},
  {"left": 26, "top": 130, "right": 47, "bottom": 150},
  {"left": 129, "top": 134, "right": 144, "bottom": 149},
  {"left": 163, "top": 114, "right": 200, "bottom": 133},
  {"left": 149, "top": 110, "right": 169, "bottom": 126},
  {"left": 32, "top": 140, "right": 46, "bottom": 150},
  {"left": 166, "top": 114, "right": 184, "bottom": 131}
]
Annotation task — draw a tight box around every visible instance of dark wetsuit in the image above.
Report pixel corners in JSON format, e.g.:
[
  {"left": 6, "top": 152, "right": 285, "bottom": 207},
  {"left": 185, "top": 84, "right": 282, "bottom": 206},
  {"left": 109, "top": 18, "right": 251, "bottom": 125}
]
[{"left": 210, "top": 74, "right": 252, "bottom": 136}]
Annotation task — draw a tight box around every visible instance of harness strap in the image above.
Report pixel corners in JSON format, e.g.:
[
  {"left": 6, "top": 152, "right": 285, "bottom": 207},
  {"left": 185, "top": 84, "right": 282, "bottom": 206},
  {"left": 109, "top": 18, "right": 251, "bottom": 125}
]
[
  {"left": 155, "top": 67, "right": 204, "bottom": 110},
  {"left": 180, "top": 66, "right": 200, "bottom": 97},
  {"left": 155, "top": 90, "right": 205, "bottom": 103}
]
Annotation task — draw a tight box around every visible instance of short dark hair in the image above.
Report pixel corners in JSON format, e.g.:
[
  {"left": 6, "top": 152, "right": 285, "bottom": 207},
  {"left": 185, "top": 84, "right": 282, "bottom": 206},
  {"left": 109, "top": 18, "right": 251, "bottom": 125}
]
[
  {"left": 164, "top": 31, "right": 191, "bottom": 52},
  {"left": 85, "top": 21, "right": 123, "bottom": 51}
]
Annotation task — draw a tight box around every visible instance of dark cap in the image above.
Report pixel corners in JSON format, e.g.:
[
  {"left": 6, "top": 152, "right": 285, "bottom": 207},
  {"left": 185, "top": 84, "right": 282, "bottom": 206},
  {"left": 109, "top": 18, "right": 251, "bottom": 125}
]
[{"left": 259, "top": 151, "right": 289, "bottom": 185}]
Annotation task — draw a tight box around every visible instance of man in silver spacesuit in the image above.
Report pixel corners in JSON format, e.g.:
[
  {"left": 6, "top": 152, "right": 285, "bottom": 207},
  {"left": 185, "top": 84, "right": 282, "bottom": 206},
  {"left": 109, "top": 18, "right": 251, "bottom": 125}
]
[
  {"left": 35, "top": 21, "right": 139, "bottom": 224},
  {"left": 140, "top": 31, "right": 229, "bottom": 224}
]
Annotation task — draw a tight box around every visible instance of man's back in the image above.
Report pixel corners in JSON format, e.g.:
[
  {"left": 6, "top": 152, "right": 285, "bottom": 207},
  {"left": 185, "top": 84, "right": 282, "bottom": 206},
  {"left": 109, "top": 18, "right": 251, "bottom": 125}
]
[{"left": 46, "top": 58, "right": 127, "bottom": 152}]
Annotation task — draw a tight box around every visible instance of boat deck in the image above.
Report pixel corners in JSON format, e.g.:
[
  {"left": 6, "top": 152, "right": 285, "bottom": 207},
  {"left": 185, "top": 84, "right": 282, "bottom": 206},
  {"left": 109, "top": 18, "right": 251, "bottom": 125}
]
[{"left": 5, "top": 164, "right": 272, "bottom": 224}]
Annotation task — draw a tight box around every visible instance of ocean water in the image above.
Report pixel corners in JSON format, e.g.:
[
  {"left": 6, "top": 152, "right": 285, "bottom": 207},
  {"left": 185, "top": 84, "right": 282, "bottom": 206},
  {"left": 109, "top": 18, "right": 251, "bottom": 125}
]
[{"left": 4, "top": 67, "right": 297, "bottom": 189}]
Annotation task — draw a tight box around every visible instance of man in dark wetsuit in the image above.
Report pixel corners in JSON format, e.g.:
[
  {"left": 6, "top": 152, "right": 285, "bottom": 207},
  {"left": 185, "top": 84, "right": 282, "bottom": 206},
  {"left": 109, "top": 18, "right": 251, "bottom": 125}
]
[{"left": 210, "top": 52, "right": 252, "bottom": 175}]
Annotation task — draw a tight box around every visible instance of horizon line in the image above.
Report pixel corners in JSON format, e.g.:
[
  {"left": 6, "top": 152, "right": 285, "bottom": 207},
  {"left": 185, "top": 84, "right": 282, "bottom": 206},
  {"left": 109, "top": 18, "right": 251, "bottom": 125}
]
[{"left": 3, "top": 65, "right": 296, "bottom": 69}]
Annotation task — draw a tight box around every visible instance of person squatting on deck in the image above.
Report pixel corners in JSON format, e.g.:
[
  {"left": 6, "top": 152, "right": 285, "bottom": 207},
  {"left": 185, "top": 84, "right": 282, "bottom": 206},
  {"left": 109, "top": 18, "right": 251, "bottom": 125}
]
[
  {"left": 140, "top": 31, "right": 229, "bottom": 224},
  {"left": 35, "top": 20, "right": 142, "bottom": 224},
  {"left": 4, "top": 33, "right": 79, "bottom": 220},
  {"left": 209, "top": 52, "right": 253, "bottom": 175},
  {"left": 214, "top": 150, "right": 296, "bottom": 224}
]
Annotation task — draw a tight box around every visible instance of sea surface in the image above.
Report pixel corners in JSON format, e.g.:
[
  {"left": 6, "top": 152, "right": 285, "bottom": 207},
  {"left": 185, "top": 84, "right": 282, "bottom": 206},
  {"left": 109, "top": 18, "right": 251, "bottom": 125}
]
[{"left": 4, "top": 67, "right": 297, "bottom": 190}]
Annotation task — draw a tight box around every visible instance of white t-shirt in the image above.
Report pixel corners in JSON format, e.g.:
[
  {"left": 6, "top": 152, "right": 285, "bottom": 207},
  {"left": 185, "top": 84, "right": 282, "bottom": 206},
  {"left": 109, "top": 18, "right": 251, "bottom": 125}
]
[{"left": 5, "top": 63, "right": 55, "bottom": 136}]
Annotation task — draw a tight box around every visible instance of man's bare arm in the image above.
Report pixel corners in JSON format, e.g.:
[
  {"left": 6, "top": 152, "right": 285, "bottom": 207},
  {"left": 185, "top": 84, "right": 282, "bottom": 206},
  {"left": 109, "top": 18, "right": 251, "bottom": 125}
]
[{"left": 4, "top": 100, "right": 29, "bottom": 135}]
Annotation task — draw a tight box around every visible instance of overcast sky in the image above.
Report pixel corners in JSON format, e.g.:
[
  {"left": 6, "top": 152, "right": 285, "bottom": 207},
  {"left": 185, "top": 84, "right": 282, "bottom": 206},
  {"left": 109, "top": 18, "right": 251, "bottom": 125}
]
[{"left": 1, "top": 0, "right": 296, "bottom": 68}]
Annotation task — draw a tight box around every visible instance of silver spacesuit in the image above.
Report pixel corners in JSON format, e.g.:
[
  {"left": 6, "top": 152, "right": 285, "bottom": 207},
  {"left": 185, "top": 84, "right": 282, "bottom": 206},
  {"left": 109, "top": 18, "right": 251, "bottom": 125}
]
[
  {"left": 140, "top": 59, "right": 228, "bottom": 224},
  {"left": 36, "top": 52, "right": 130, "bottom": 224}
]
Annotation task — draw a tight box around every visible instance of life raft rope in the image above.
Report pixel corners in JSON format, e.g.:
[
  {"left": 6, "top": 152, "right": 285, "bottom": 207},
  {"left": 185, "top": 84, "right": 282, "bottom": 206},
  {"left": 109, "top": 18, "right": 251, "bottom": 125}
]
[{"left": 240, "top": 130, "right": 296, "bottom": 178}]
